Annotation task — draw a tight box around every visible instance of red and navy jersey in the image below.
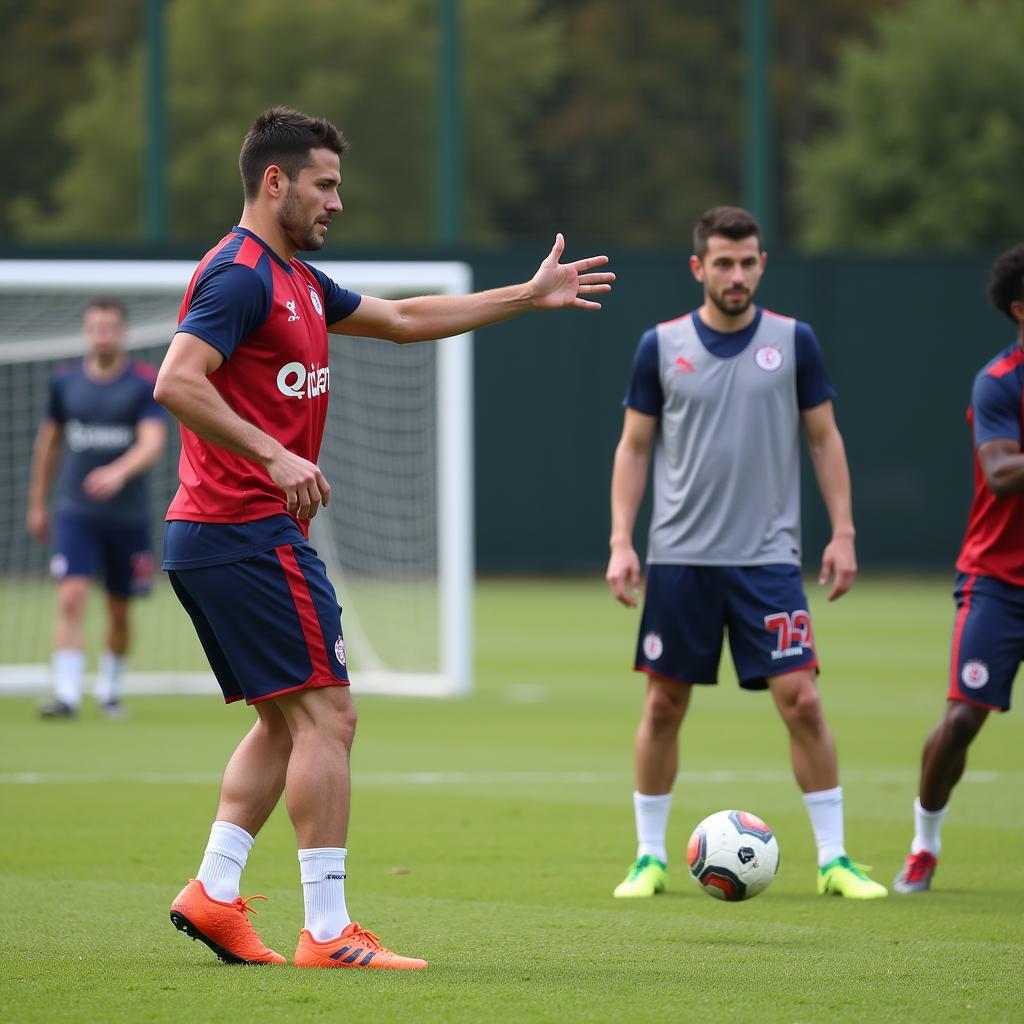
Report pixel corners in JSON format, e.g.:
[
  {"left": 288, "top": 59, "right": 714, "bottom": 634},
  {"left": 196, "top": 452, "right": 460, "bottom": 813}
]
[
  {"left": 956, "top": 344, "right": 1024, "bottom": 587},
  {"left": 48, "top": 359, "right": 164, "bottom": 524},
  {"left": 165, "top": 227, "right": 361, "bottom": 540}
]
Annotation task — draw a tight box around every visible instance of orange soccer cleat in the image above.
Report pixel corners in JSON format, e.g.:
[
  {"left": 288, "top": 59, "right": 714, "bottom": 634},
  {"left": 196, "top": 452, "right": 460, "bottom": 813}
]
[
  {"left": 169, "top": 879, "right": 286, "bottom": 965},
  {"left": 294, "top": 922, "right": 428, "bottom": 970}
]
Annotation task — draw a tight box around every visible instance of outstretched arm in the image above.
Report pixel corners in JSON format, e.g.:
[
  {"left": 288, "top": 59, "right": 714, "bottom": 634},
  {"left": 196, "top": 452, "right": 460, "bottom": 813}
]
[
  {"left": 802, "top": 401, "right": 856, "bottom": 601},
  {"left": 606, "top": 409, "right": 657, "bottom": 607},
  {"left": 329, "top": 234, "right": 614, "bottom": 343}
]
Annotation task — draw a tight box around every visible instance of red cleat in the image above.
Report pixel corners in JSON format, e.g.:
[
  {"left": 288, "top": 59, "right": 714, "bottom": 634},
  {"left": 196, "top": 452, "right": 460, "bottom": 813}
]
[
  {"left": 170, "top": 879, "right": 286, "bottom": 965},
  {"left": 893, "top": 850, "right": 938, "bottom": 894},
  {"left": 294, "top": 922, "right": 427, "bottom": 970}
]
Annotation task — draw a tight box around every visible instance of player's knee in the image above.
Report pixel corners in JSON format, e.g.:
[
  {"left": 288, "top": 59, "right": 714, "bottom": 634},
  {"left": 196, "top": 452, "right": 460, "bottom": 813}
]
[
  {"left": 943, "top": 701, "right": 986, "bottom": 748},
  {"left": 778, "top": 679, "right": 823, "bottom": 732},
  {"left": 644, "top": 684, "right": 687, "bottom": 732}
]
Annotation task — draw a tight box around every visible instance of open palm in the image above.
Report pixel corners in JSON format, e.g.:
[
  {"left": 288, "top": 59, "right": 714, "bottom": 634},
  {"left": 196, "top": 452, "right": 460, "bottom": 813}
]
[{"left": 529, "top": 233, "right": 615, "bottom": 310}]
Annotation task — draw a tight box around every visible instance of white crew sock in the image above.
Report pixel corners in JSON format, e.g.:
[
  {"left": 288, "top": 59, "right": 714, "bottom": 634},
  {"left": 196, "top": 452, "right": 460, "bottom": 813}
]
[
  {"left": 52, "top": 648, "right": 86, "bottom": 708},
  {"left": 94, "top": 650, "right": 125, "bottom": 704},
  {"left": 911, "top": 797, "right": 948, "bottom": 856},
  {"left": 299, "top": 848, "right": 350, "bottom": 942},
  {"left": 634, "top": 791, "right": 672, "bottom": 864},
  {"left": 196, "top": 821, "right": 254, "bottom": 902},
  {"left": 803, "top": 785, "right": 846, "bottom": 866}
]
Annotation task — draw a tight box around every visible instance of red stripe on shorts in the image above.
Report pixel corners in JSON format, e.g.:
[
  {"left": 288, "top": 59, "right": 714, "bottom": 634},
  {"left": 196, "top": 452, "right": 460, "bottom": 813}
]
[
  {"left": 275, "top": 544, "right": 333, "bottom": 680},
  {"left": 947, "top": 573, "right": 975, "bottom": 701}
]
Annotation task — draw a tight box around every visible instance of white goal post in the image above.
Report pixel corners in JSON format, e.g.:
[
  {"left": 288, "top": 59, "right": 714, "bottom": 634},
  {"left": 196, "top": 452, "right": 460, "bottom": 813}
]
[{"left": 0, "top": 258, "right": 474, "bottom": 698}]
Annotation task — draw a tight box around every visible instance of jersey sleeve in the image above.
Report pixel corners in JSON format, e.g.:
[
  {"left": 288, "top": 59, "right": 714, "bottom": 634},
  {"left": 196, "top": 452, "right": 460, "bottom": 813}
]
[
  {"left": 623, "top": 329, "right": 663, "bottom": 415},
  {"left": 306, "top": 264, "right": 362, "bottom": 325},
  {"left": 177, "top": 263, "right": 271, "bottom": 359},
  {"left": 972, "top": 370, "right": 1022, "bottom": 446},
  {"left": 794, "top": 322, "right": 837, "bottom": 410}
]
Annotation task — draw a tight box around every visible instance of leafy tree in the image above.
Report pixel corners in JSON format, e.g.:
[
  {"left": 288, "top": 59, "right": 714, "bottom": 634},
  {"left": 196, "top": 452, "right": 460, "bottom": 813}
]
[
  {"left": 793, "top": 0, "right": 1024, "bottom": 251},
  {"left": 0, "top": 0, "right": 139, "bottom": 241},
  {"left": 10, "top": 0, "right": 563, "bottom": 246}
]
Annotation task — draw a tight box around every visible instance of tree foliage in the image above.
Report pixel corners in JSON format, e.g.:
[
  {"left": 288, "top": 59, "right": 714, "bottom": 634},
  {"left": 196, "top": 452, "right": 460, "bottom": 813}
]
[
  {"left": 9, "top": 0, "right": 563, "bottom": 246},
  {"left": 794, "top": 0, "right": 1024, "bottom": 251}
]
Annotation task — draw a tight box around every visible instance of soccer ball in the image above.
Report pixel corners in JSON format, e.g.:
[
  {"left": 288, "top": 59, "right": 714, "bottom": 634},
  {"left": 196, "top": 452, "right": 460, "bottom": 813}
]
[{"left": 687, "top": 809, "right": 780, "bottom": 901}]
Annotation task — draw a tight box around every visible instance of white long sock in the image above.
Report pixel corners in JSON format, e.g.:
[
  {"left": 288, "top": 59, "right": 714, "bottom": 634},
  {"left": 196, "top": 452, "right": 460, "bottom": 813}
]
[
  {"left": 803, "top": 786, "right": 846, "bottom": 867},
  {"left": 911, "top": 797, "right": 948, "bottom": 856},
  {"left": 94, "top": 650, "right": 125, "bottom": 704},
  {"left": 52, "top": 648, "right": 85, "bottom": 708},
  {"left": 634, "top": 791, "right": 672, "bottom": 864},
  {"left": 299, "top": 847, "right": 350, "bottom": 942},
  {"left": 196, "top": 821, "right": 253, "bottom": 902}
]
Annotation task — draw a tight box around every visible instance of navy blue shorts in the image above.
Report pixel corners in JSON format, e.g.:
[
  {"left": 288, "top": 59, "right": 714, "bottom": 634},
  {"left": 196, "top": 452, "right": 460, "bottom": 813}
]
[
  {"left": 635, "top": 564, "right": 819, "bottom": 690},
  {"left": 51, "top": 511, "right": 154, "bottom": 597},
  {"left": 948, "top": 572, "right": 1021, "bottom": 712},
  {"left": 167, "top": 539, "right": 349, "bottom": 705}
]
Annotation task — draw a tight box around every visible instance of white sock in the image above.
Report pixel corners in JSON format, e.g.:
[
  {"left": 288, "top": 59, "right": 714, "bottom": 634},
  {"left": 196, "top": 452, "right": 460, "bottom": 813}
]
[
  {"left": 196, "top": 821, "right": 253, "bottom": 902},
  {"left": 52, "top": 648, "right": 85, "bottom": 708},
  {"left": 803, "top": 786, "right": 846, "bottom": 867},
  {"left": 299, "top": 848, "right": 350, "bottom": 942},
  {"left": 634, "top": 791, "right": 672, "bottom": 864},
  {"left": 911, "top": 797, "right": 948, "bottom": 856},
  {"left": 94, "top": 650, "right": 125, "bottom": 704}
]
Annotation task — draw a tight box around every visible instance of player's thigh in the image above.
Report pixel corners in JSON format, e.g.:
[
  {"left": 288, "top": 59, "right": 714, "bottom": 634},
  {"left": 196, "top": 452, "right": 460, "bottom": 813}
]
[
  {"left": 635, "top": 565, "right": 726, "bottom": 685},
  {"left": 948, "top": 573, "right": 1024, "bottom": 712},
  {"left": 97, "top": 519, "right": 154, "bottom": 597},
  {"left": 51, "top": 512, "right": 100, "bottom": 582},
  {"left": 724, "top": 564, "right": 818, "bottom": 691}
]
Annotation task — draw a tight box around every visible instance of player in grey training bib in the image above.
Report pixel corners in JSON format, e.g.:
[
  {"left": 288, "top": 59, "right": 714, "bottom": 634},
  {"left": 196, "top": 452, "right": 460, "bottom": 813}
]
[{"left": 605, "top": 206, "right": 887, "bottom": 902}]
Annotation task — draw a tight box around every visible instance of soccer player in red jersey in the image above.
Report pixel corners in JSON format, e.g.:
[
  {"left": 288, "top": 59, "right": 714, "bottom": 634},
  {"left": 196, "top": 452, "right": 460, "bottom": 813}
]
[
  {"left": 157, "top": 107, "right": 614, "bottom": 968},
  {"left": 894, "top": 244, "right": 1024, "bottom": 894}
]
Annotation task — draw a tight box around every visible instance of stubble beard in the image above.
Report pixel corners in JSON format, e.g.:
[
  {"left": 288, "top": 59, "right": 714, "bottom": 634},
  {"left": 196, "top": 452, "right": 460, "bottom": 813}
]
[{"left": 279, "top": 189, "right": 324, "bottom": 252}]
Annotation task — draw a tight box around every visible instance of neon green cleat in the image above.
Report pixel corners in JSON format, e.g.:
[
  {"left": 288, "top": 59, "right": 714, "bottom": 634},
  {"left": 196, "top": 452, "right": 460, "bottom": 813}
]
[
  {"left": 817, "top": 856, "right": 888, "bottom": 899},
  {"left": 613, "top": 855, "right": 667, "bottom": 898}
]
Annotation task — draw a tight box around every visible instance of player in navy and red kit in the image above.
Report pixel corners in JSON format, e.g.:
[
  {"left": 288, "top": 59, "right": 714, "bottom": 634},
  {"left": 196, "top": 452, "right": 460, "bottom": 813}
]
[
  {"left": 158, "top": 107, "right": 614, "bottom": 969},
  {"left": 27, "top": 297, "right": 167, "bottom": 719},
  {"left": 894, "top": 244, "right": 1024, "bottom": 893}
]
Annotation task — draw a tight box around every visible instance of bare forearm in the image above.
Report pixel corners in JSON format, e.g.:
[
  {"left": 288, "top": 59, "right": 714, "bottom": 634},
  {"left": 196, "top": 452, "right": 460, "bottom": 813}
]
[
  {"left": 105, "top": 436, "right": 164, "bottom": 481},
  {"left": 28, "top": 433, "right": 60, "bottom": 509},
  {"left": 983, "top": 454, "right": 1024, "bottom": 496},
  {"left": 384, "top": 285, "right": 533, "bottom": 344},
  {"left": 809, "top": 432, "right": 855, "bottom": 537},
  {"left": 610, "top": 444, "right": 650, "bottom": 549},
  {"left": 155, "top": 373, "right": 279, "bottom": 466}
]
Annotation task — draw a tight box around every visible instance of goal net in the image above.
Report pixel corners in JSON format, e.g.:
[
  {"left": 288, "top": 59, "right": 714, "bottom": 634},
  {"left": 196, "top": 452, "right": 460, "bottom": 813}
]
[{"left": 0, "top": 258, "right": 473, "bottom": 699}]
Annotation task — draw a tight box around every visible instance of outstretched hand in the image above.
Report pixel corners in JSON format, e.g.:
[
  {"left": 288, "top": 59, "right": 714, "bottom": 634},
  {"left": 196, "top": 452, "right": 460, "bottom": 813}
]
[{"left": 529, "top": 233, "right": 615, "bottom": 311}]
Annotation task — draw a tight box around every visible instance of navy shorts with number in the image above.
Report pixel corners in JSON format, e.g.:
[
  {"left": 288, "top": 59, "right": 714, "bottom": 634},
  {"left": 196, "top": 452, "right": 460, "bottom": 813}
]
[
  {"left": 167, "top": 539, "right": 349, "bottom": 705},
  {"left": 948, "top": 572, "right": 1021, "bottom": 712},
  {"left": 635, "top": 564, "right": 819, "bottom": 690},
  {"left": 52, "top": 511, "right": 154, "bottom": 597}
]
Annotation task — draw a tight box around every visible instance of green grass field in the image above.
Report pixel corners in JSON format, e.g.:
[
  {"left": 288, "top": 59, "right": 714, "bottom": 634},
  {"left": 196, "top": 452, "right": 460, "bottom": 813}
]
[{"left": 1, "top": 577, "right": 1021, "bottom": 1023}]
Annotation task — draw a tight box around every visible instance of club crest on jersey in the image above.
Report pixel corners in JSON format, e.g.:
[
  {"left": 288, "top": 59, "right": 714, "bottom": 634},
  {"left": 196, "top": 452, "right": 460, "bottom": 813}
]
[
  {"left": 277, "top": 360, "right": 331, "bottom": 400},
  {"left": 307, "top": 285, "right": 324, "bottom": 318},
  {"left": 286, "top": 299, "right": 301, "bottom": 322},
  {"left": 960, "top": 660, "right": 989, "bottom": 689},
  {"left": 754, "top": 345, "right": 783, "bottom": 372},
  {"left": 642, "top": 632, "right": 664, "bottom": 660},
  {"left": 334, "top": 636, "right": 346, "bottom": 666}
]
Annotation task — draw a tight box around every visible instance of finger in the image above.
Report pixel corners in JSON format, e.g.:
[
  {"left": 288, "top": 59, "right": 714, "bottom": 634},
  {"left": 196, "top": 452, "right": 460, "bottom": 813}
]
[
  {"left": 546, "top": 232, "right": 565, "bottom": 263},
  {"left": 578, "top": 272, "right": 615, "bottom": 285},
  {"left": 284, "top": 485, "right": 299, "bottom": 515},
  {"left": 577, "top": 284, "right": 613, "bottom": 294},
  {"left": 569, "top": 255, "right": 610, "bottom": 272},
  {"left": 317, "top": 470, "right": 331, "bottom": 508},
  {"left": 573, "top": 298, "right": 603, "bottom": 310}
]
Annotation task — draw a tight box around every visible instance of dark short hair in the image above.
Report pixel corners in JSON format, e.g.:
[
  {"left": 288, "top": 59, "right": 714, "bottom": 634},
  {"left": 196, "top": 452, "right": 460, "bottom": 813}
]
[
  {"left": 239, "top": 107, "right": 350, "bottom": 201},
  {"left": 693, "top": 206, "right": 763, "bottom": 259},
  {"left": 987, "top": 244, "right": 1024, "bottom": 323},
  {"left": 84, "top": 296, "right": 127, "bottom": 320}
]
